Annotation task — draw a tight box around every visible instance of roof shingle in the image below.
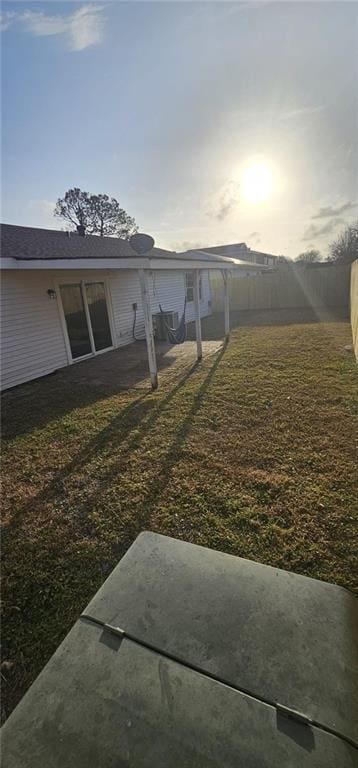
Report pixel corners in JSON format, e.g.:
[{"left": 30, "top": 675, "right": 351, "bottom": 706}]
[{"left": 0, "top": 224, "right": 174, "bottom": 261}]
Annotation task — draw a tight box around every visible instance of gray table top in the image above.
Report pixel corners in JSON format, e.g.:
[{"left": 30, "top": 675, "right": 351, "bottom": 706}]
[
  {"left": 2, "top": 532, "right": 357, "bottom": 766},
  {"left": 2, "top": 619, "right": 356, "bottom": 767},
  {"left": 85, "top": 532, "right": 358, "bottom": 746}
]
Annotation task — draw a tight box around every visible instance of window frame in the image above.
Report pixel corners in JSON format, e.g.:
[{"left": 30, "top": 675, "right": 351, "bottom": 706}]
[
  {"left": 185, "top": 272, "right": 202, "bottom": 302},
  {"left": 56, "top": 278, "right": 115, "bottom": 364}
]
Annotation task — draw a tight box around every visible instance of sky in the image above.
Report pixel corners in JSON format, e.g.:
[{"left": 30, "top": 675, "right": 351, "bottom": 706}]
[{"left": 1, "top": 1, "right": 357, "bottom": 258}]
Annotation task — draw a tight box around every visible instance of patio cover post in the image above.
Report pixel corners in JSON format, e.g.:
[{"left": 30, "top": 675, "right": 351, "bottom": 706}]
[
  {"left": 223, "top": 271, "right": 230, "bottom": 341},
  {"left": 193, "top": 270, "right": 203, "bottom": 361},
  {"left": 138, "top": 269, "right": 158, "bottom": 390}
]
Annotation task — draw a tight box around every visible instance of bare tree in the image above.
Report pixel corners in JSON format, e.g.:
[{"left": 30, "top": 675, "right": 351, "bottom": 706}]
[
  {"left": 90, "top": 194, "right": 137, "bottom": 238},
  {"left": 54, "top": 188, "right": 138, "bottom": 239},
  {"left": 295, "top": 249, "right": 322, "bottom": 264},
  {"left": 54, "top": 188, "right": 92, "bottom": 231},
  {"left": 328, "top": 221, "right": 358, "bottom": 264}
]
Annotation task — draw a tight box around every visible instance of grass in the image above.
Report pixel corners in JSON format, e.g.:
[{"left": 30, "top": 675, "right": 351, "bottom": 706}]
[{"left": 1, "top": 319, "right": 358, "bottom": 721}]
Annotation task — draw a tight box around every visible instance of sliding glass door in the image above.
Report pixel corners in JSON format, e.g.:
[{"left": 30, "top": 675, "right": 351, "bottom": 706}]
[
  {"left": 60, "top": 284, "right": 92, "bottom": 360},
  {"left": 60, "top": 282, "right": 113, "bottom": 361},
  {"left": 85, "top": 283, "right": 112, "bottom": 352}
]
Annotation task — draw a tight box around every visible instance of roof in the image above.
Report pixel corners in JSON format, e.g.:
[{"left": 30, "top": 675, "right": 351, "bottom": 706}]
[
  {"left": 197, "top": 242, "right": 278, "bottom": 260},
  {"left": 1, "top": 224, "right": 172, "bottom": 261},
  {"left": 1, "top": 224, "right": 248, "bottom": 267}
]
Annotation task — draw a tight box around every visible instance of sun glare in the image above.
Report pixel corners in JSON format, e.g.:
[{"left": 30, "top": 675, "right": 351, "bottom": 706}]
[{"left": 241, "top": 163, "right": 273, "bottom": 203}]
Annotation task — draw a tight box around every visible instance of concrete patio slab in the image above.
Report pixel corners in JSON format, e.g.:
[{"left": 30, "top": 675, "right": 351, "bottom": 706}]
[
  {"left": 3, "top": 339, "right": 224, "bottom": 397},
  {"left": 66, "top": 339, "right": 223, "bottom": 390}
]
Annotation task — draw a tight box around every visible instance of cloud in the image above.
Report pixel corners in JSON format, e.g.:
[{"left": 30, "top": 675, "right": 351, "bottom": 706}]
[
  {"left": 249, "top": 231, "right": 261, "bottom": 243},
  {"left": 279, "top": 105, "right": 325, "bottom": 120},
  {"left": 21, "top": 11, "right": 68, "bottom": 38},
  {"left": 172, "top": 240, "right": 204, "bottom": 252},
  {"left": 27, "top": 199, "right": 58, "bottom": 229},
  {"left": 0, "top": 4, "right": 106, "bottom": 51},
  {"left": 31, "top": 199, "right": 56, "bottom": 215},
  {"left": 311, "top": 201, "right": 357, "bottom": 219},
  {"left": 214, "top": 1, "right": 272, "bottom": 18},
  {"left": 0, "top": 11, "right": 17, "bottom": 31},
  {"left": 210, "top": 180, "right": 239, "bottom": 221},
  {"left": 302, "top": 218, "right": 344, "bottom": 242}
]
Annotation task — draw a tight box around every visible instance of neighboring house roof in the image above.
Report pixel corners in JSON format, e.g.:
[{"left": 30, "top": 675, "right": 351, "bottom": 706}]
[
  {"left": 1, "top": 224, "right": 252, "bottom": 267},
  {"left": 197, "top": 242, "right": 278, "bottom": 261},
  {"left": 192, "top": 249, "right": 269, "bottom": 270}
]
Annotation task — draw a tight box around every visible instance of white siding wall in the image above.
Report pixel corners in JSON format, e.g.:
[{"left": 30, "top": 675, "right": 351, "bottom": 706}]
[
  {"left": 1, "top": 271, "right": 68, "bottom": 390},
  {"left": 1, "top": 268, "right": 212, "bottom": 390},
  {"left": 99, "top": 269, "right": 211, "bottom": 347}
]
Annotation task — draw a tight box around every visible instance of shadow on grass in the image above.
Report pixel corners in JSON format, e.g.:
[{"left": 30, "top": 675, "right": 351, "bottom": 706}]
[
  {"left": 2, "top": 350, "right": 229, "bottom": 722},
  {"left": 4, "top": 347, "right": 226, "bottom": 540},
  {"left": 110, "top": 342, "right": 228, "bottom": 557},
  {"left": 1, "top": 342, "right": 177, "bottom": 441}
]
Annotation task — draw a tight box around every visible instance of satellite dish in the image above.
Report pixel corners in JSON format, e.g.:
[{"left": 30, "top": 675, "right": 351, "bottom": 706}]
[{"left": 130, "top": 233, "right": 155, "bottom": 255}]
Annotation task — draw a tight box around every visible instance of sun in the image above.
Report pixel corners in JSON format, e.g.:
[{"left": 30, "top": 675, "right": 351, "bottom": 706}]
[{"left": 241, "top": 163, "right": 273, "bottom": 203}]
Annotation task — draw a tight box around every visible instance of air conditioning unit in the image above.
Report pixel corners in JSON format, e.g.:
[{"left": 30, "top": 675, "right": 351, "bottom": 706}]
[{"left": 152, "top": 311, "right": 179, "bottom": 341}]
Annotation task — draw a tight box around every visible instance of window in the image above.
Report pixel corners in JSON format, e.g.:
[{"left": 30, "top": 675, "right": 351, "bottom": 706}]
[
  {"left": 185, "top": 272, "right": 202, "bottom": 302},
  {"left": 185, "top": 273, "right": 194, "bottom": 302}
]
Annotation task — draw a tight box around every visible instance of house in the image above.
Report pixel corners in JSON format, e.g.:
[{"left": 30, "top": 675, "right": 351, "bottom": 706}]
[
  {"left": 197, "top": 242, "right": 279, "bottom": 272},
  {"left": 0, "top": 224, "right": 260, "bottom": 391}
]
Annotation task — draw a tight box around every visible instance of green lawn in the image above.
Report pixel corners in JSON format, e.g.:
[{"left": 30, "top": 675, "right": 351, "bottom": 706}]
[{"left": 2, "top": 320, "right": 358, "bottom": 721}]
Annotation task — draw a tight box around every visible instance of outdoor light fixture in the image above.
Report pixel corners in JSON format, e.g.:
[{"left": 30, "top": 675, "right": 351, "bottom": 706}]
[{"left": 47, "top": 289, "right": 56, "bottom": 300}]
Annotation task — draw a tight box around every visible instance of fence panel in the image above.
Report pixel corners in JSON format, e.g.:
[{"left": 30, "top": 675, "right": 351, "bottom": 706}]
[
  {"left": 211, "top": 264, "right": 351, "bottom": 313},
  {"left": 351, "top": 260, "right": 358, "bottom": 361}
]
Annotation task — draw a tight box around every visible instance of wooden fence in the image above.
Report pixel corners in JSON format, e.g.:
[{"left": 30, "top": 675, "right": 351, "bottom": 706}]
[
  {"left": 211, "top": 263, "right": 351, "bottom": 312},
  {"left": 351, "top": 260, "right": 358, "bottom": 361}
]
